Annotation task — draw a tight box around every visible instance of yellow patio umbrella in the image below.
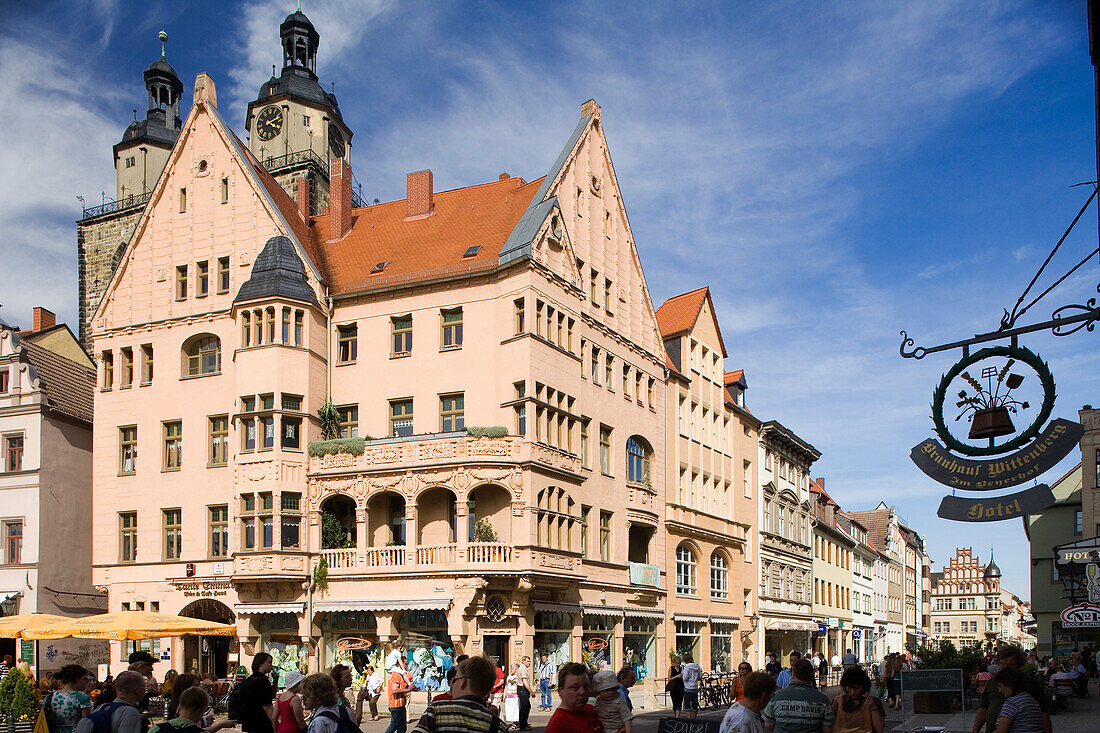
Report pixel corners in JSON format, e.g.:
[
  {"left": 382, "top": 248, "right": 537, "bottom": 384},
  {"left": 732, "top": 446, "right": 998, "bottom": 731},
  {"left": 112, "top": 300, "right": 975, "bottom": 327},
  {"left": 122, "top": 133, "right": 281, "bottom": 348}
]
[
  {"left": 21, "top": 611, "right": 236, "bottom": 640},
  {"left": 0, "top": 613, "right": 72, "bottom": 639}
]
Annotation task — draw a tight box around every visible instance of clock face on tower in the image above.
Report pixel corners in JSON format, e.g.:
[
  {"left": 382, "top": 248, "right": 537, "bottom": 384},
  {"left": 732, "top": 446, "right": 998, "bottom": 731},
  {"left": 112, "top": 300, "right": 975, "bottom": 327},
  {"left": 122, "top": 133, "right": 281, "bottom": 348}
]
[
  {"left": 255, "top": 105, "right": 283, "bottom": 141},
  {"left": 329, "top": 125, "right": 346, "bottom": 159}
]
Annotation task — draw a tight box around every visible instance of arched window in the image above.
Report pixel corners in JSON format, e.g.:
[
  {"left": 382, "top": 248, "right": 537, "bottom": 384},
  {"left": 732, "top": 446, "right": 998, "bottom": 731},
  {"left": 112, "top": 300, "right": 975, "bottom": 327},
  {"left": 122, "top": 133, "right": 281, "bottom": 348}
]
[
  {"left": 535, "top": 487, "right": 576, "bottom": 551},
  {"left": 676, "top": 544, "right": 697, "bottom": 597},
  {"left": 710, "top": 551, "right": 728, "bottom": 600},
  {"left": 182, "top": 334, "right": 221, "bottom": 376},
  {"left": 626, "top": 437, "right": 651, "bottom": 485}
]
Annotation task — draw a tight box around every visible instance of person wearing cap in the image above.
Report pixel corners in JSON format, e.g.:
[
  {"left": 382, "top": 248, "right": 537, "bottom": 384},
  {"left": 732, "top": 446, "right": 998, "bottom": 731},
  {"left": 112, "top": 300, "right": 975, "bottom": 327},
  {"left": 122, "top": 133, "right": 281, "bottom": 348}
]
[
  {"left": 128, "top": 651, "right": 157, "bottom": 732},
  {"left": 591, "top": 670, "right": 633, "bottom": 733},
  {"left": 275, "top": 671, "right": 306, "bottom": 733}
]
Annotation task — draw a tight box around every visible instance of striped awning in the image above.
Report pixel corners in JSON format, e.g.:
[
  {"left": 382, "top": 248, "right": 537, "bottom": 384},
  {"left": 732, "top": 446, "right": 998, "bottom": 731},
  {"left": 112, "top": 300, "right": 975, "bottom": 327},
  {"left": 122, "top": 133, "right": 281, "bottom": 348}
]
[
  {"left": 623, "top": 609, "right": 665, "bottom": 620},
  {"left": 709, "top": 615, "right": 741, "bottom": 625},
  {"left": 314, "top": 599, "right": 452, "bottom": 612},
  {"left": 764, "top": 618, "right": 818, "bottom": 631},
  {"left": 673, "top": 613, "right": 710, "bottom": 623},
  {"left": 582, "top": 606, "right": 624, "bottom": 618},
  {"left": 532, "top": 602, "right": 582, "bottom": 615},
  {"left": 234, "top": 602, "right": 304, "bottom": 615}
]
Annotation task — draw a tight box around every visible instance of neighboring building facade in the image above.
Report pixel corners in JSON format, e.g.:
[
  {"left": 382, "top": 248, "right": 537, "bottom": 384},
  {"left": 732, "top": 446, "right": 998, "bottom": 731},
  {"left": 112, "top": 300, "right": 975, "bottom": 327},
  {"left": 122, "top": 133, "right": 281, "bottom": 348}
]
[
  {"left": 657, "top": 287, "right": 761, "bottom": 672},
  {"left": 89, "top": 11, "right": 674, "bottom": 699},
  {"left": 928, "top": 547, "right": 1007, "bottom": 649},
  {"left": 1025, "top": 463, "right": 1083, "bottom": 657},
  {"left": 849, "top": 503, "right": 906, "bottom": 654},
  {"left": 900, "top": 527, "right": 921, "bottom": 647},
  {"left": 809, "top": 480, "right": 853, "bottom": 660},
  {"left": 1081, "top": 407, "right": 1100, "bottom": 540},
  {"left": 840, "top": 513, "right": 877, "bottom": 662},
  {"left": 0, "top": 309, "right": 106, "bottom": 670},
  {"left": 757, "top": 421, "right": 819, "bottom": 666},
  {"left": 871, "top": 549, "right": 891, "bottom": 659}
]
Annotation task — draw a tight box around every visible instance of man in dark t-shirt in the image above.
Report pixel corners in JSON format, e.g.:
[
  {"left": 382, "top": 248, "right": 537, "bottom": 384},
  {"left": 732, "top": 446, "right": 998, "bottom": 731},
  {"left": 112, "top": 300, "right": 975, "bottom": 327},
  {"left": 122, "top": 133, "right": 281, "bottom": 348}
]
[
  {"left": 238, "top": 653, "right": 276, "bottom": 733},
  {"left": 972, "top": 646, "right": 1050, "bottom": 733}
]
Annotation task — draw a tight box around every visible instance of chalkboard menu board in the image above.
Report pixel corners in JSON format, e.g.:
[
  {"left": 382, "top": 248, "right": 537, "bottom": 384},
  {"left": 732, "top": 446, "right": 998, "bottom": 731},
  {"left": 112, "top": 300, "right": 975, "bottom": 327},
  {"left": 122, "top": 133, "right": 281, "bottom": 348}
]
[
  {"left": 900, "top": 669, "right": 963, "bottom": 693},
  {"left": 658, "top": 717, "right": 721, "bottom": 733}
]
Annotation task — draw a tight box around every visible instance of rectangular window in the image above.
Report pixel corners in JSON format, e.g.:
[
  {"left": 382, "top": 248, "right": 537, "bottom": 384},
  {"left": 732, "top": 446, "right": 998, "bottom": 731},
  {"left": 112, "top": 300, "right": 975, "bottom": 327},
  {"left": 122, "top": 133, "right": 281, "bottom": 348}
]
[
  {"left": 119, "top": 512, "right": 137, "bottom": 562},
  {"left": 179, "top": 187, "right": 187, "bottom": 213},
  {"left": 281, "top": 416, "right": 301, "bottom": 449},
  {"left": 282, "top": 308, "right": 291, "bottom": 343},
  {"left": 163, "top": 421, "right": 182, "bottom": 470},
  {"left": 440, "top": 394, "right": 464, "bottom": 432},
  {"left": 622, "top": 364, "right": 630, "bottom": 396},
  {"left": 220, "top": 177, "right": 229, "bottom": 204},
  {"left": 101, "top": 350, "right": 113, "bottom": 389},
  {"left": 209, "top": 415, "right": 228, "bottom": 466},
  {"left": 209, "top": 505, "right": 228, "bottom": 558},
  {"left": 163, "top": 508, "right": 182, "bottom": 560},
  {"left": 600, "top": 510, "right": 611, "bottom": 562},
  {"left": 281, "top": 492, "right": 301, "bottom": 549},
  {"left": 216, "top": 256, "right": 230, "bottom": 293},
  {"left": 514, "top": 298, "right": 525, "bottom": 335},
  {"left": 196, "top": 260, "right": 209, "bottom": 297},
  {"left": 337, "top": 324, "right": 357, "bottom": 363},
  {"left": 119, "top": 426, "right": 137, "bottom": 474},
  {"left": 599, "top": 425, "right": 612, "bottom": 475},
  {"left": 1076, "top": 510, "right": 1084, "bottom": 534},
  {"left": 4, "top": 436, "right": 23, "bottom": 472},
  {"left": 604, "top": 278, "right": 613, "bottom": 313},
  {"left": 266, "top": 306, "right": 276, "bottom": 344},
  {"left": 388, "top": 400, "right": 412, "bottom": 437},
  {"left": 337, "top": 405, "right": 359, "bottom": 438},
  {"left": 294, "top": 310, "right": 304, "bottom": 346},
  {"left": 261, "top": 415, "right": 275, "bottom": 450},
  {"left": 175, "top": 265, "right": 188, "bottom": 300},
  {"left": 580, "top": 420, "right": 590, "bottom": 469},
  {"left": 591, "top": 347, "right": 600, "bottom": 383},
  {"left": 605, "top": 354, "right": 613, "bottom": 388},
  {"left": 580, "top": 506, "right": 590, "bottom": 557},
  {"left": 514, "top": 382, "right": 526, "bottom": 436},
  {"left": 441, "top": 309, "right": 463, "bottom": 349},
  {"left": 120, "top": 347, "right": 133, "bottom": 388},
  {"left": 392, "top": 316, "right": 412, "bottom": 355},
  {"left": 0, "top": 371, "right": 7, "bottom": 393},
  {"left": 241, "top": 397, "right": 256, "bottom": 452},
  {"left": 4, "top": 522, "right": 22, "bottom": 564},
  {"left": 590, "top": 270, "right": 599, "bottom": 304},
  {"left": 140, "top": 344, "right": 153, "bottom": 384}
]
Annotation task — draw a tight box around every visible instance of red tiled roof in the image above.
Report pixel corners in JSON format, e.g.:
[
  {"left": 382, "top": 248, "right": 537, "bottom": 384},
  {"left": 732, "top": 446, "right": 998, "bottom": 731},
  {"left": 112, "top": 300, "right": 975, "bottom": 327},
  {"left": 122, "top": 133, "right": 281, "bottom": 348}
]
[
  {"left": 655, "top": 287, "right": 708, "bottom": 338},
  {"left": 22, "top": 341, "right": 94, "bottom": 424},
  {"left": 312, "top": 176, "right": 543, "bottom": 295},
  {"left": 724, "top": 369, "right": 744, "bottom": 384}
]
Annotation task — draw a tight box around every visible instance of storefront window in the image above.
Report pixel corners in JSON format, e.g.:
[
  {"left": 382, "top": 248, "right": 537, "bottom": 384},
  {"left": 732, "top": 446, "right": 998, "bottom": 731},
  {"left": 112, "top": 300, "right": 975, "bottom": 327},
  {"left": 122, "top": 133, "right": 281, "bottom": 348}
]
[
  {"left": 260, "top": 614, "right": 307, "bottom": 681},
  {"left": 534, "top": 611, "right": 573, "bottom": 672},
  {"left": 582, "top": 615, "right": 615, "bottom": 670},
  {"left": 321, "top": 611, "right": 381, "bottom": 679},
  {"left": 674, "top": 619, "right": 702, "bottom": 661},
  {"left": 709, "top": 622, "right": 733, "bottom": 673},
  {"left": 399, "top": 610, "right": 454, "bottom": 693},
  {"left": 623, "top": 618, "right": 656, "bottom": 680}
]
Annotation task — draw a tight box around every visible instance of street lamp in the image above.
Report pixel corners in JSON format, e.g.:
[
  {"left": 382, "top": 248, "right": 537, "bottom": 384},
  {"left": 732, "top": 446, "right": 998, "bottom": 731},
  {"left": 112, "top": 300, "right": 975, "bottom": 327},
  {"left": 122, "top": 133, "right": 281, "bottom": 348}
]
[{"left": 1, "top": 593, "right": 20, "bottom": 617}]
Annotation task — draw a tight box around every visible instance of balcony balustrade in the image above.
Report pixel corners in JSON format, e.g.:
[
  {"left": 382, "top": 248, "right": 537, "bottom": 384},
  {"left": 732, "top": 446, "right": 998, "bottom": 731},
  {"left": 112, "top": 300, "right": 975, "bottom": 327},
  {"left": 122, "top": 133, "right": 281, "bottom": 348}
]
[{"left": 313, "top": 541, "right": 517, "bottom": 574}]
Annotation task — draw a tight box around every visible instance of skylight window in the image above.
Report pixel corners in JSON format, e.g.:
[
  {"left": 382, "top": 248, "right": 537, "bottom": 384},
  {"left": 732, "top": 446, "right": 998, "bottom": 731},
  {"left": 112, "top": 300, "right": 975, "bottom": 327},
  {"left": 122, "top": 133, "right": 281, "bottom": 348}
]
[
  {"left": 370, "top": 261, "right": 389, "bottom": 274},
  {"left": 462, "top": 246, "right": 481, "bottom": 258}
]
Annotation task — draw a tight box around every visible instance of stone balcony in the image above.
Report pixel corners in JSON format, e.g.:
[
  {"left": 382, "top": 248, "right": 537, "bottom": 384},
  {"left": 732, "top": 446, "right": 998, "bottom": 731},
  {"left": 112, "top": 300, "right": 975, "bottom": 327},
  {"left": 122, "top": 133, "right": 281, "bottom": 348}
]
[
  {"left": 307, "top": 432, "right": 581, "bottom": 476},
  {"left": 318, "top": 541, "right": 517, "bottom": 574}
]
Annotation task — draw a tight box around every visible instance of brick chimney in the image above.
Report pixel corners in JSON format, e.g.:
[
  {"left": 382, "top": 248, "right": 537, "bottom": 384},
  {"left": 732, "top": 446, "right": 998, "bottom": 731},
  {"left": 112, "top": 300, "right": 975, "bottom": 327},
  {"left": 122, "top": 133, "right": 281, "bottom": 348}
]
[
  {"left": 406, "top": 170, "right": 434, "bottom": 219},
  {"left": 329, "top": 158, "right": 353, "bottom": 241},
  {"left": 32, "top": 307, "right": 56, "bottom": 332},
  {"left": 296, "top": 178, "right": 310, "bottom": 220}
]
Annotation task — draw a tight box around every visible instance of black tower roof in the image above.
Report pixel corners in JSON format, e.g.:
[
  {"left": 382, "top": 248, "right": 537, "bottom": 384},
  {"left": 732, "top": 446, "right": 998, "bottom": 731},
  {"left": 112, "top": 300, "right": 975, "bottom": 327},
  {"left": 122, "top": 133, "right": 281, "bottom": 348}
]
[
  {"left": 984, "top": 549, "right": 1001, "bottom": 579},
  {"left": 235, "top": 236, "right": 319, "bottom": 306},
  {"left": 116, "top": 33, "right": 183, "bottom": 155},
  {"left": 251, "top": 8, "right": 345, "bottom": 126}
]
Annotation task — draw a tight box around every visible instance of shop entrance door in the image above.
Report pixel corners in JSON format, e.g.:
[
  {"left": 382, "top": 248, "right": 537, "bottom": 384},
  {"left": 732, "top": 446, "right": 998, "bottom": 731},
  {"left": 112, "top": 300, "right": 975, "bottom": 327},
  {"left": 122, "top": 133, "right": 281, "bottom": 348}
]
[{"left": 483, "top": 635, "right": 509, "bottom": 669}]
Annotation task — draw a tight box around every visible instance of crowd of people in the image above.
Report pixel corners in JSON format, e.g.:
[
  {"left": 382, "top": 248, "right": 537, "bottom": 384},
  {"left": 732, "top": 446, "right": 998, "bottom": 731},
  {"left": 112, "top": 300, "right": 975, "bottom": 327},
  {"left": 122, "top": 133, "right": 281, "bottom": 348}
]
[{"left": 6, "top": 641, "right": 1092, "bottom": 733}]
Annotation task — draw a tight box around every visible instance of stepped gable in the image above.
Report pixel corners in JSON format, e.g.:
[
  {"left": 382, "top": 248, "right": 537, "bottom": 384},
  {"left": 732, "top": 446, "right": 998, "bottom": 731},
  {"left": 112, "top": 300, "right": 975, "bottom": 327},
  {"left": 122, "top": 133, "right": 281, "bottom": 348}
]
[
  {"left": 312, "top": 175, "right": 543, "bottom": 295},
  {"left": 235, "top": 235, "right": 320, "bottom": 306}
]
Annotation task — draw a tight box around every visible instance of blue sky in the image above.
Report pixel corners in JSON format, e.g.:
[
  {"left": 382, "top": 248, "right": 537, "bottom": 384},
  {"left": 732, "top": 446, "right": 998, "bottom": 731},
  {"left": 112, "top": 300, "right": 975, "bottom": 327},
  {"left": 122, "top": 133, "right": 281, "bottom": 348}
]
[{"left": 2, "top": 0, "right": 1099, "bottom": 600}]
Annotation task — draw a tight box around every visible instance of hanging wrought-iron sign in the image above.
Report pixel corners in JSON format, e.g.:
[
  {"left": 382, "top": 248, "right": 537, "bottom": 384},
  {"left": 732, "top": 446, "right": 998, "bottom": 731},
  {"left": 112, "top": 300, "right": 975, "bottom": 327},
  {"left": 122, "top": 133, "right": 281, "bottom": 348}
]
[{"left": 900, "top": 184, "right": 1098, "bottom": 522}]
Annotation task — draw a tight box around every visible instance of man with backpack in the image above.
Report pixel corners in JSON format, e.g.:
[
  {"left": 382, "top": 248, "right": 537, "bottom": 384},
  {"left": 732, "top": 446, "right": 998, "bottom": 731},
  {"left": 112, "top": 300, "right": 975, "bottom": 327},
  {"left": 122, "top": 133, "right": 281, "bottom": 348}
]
[
  {"left": 151, "top": 687, "right": 236, "bottom": 733},
  {"left": 74, "top": 671, "right": 145, "bottom": 733},
  {"left": 231, "top": 654, "right": 276, "bottom": 733}
]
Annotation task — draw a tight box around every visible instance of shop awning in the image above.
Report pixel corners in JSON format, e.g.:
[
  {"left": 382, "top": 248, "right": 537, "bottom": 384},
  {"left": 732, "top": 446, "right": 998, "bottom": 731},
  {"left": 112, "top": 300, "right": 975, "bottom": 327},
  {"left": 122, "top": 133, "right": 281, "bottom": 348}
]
[
  {"left": 764, "top": 618, "right": 818, "bottom": 631},
  {"left": 582, "top": 606, "right": 623, "bottom": 618},
  {"left": 314, "top": 599, "right": 452, "bottom": 612},
  {"left": 532, "top": 603, "right": 582, "bottom": 615},
  {"left": 234, "top": 603, "right": 305, "bottom": 615},
  {"left": 624, "top": 609, "right": 665, "bottom": 620},
  {"left": 673, "top": 613, "right": 710, "bottom": 623},
  {"left": 709, "top": 615, "right": 741, "bottom": 625}
]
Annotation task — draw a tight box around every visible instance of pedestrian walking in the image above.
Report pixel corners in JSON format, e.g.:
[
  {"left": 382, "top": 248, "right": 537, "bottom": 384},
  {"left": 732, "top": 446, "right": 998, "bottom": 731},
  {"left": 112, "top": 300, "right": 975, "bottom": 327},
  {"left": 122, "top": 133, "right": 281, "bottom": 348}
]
[
  {"left": 545, "top": 663, "right": 601, "bottom": 733},
  {"left": 384, "top": 655, "right": 417, "bottom": 733},
  {"left": 616, "top": 667, "right": 635, "bottom": 711},
  {"left": 841, "top": 649, "right": 857, "bottom": 668},
  {"left": 776, "top": 652, "right": 802, "bottom": 689},
  {"left": 330, "top": 664, "right": 368, "bottom": 724},
  {"left": 765, "top": 654, "right": 781, "bottom": 678},
  {"left": 300, "top": 674, "right": 355, "bottom": 733},
  {"left": 734, "top": 662, "right": 753, "bottom": 703},
  {"left": 236, "top": 654, "right": 277, "bottom": 733},
  {"left": 679, "top": 653, "right": 703, "bottom": 720},
  {"left": 79, "top": 671, "right": 145, "bottom": 733},
  {"left": 720, "top": 672, "right": 775, "bottom": 733},
  {"left": 274, "top": 671, "right": 305, "bottom": 733},
  {"left": 761, "top": 659, "right": 834, "bottom": 733},
  {"left": 152, "top": 687, "right": 237, "bottom": 733},
  {"left": 537, "top": 655, "right": 555, "bottom": 712},
  {"left": 818, "top": 653, "right": 830, "bottom": 687},
  {"left": 412, "top": 656, "right": 508, "bottom": 733},
  {"left": 516, "top": 656, "right": 533, "bottom": 729},
  {"left": 366, "top": 665, "right": 383, "bottom": 721},
  {"left": 504, "top": 664, "right": 520, "bottom": 729},
  {"left": 831, "top": 666, "right": 884, "bottom": 733},
  {"left": 666, "top": 657, "right": 684, "bottom": 718},
  {"left": 44, "top": 665, "right": 93, "bottom": 733}
]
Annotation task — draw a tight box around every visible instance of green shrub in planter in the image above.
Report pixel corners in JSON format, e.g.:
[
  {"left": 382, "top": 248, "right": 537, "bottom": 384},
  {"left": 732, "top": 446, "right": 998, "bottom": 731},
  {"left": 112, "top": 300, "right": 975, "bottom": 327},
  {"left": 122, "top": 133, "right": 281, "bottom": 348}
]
[
  {"left": 0, "top": 670, "right": 37, "bottom": 721},
  {"left": 465, "top": 426, "right": 508, "bottom": 438},
  {"left": 308, "top": 437, "right": 366, "bottom": 457}
]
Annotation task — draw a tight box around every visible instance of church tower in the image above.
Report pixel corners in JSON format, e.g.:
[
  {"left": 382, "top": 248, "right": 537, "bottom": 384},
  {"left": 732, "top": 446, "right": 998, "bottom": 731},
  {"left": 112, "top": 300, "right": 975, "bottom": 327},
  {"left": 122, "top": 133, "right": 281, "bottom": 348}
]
[
  {"left": 114, "top": 31, "right": 184, "bottom": 202},
  {"left": 78, "top": 32, "right": 184, "bottom": 349},
  {"left": 244, "top": 8, "right": 355, "bottom": 215}
]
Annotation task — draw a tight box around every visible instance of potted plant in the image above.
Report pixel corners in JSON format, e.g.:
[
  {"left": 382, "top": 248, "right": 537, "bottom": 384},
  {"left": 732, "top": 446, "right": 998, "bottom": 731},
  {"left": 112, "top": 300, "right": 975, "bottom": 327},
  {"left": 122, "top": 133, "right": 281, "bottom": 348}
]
[{"left": 0, "top": 670, "right": 37, "bottom": 731}]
